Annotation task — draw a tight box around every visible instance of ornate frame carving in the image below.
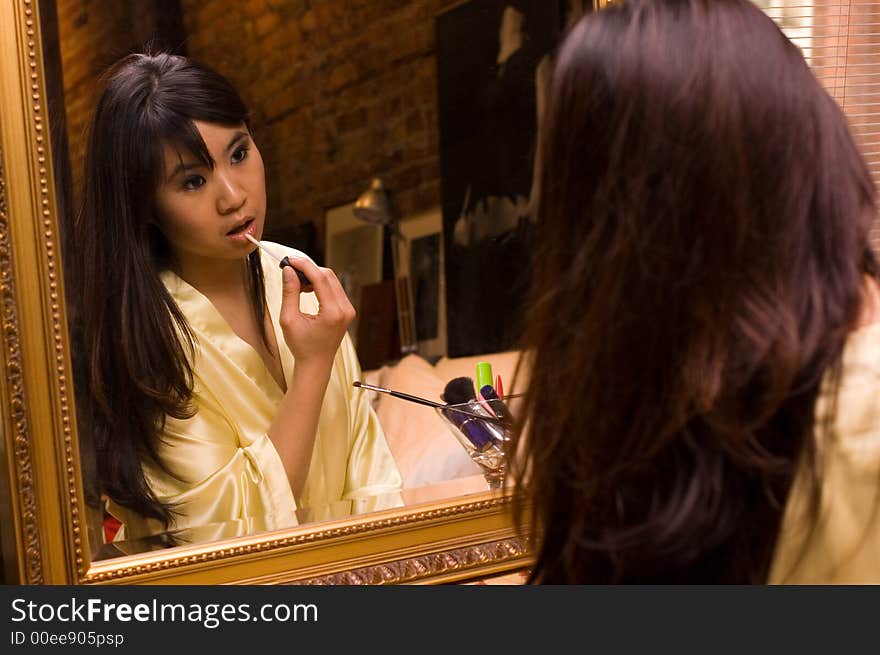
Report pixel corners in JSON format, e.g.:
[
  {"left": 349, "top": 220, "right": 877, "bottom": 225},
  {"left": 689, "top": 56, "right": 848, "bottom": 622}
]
[{"left": 0, "top": 0, "right": 532, "bottom": 585}]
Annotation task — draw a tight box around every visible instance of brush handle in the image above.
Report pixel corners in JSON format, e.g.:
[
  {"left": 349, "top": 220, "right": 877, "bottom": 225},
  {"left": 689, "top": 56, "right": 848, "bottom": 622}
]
[
  {"left": 440, "top": 404, "right": 504, "bottom": 451},
  {"left": 353, "top": 381, "right": 511, "bottom": 424},
  {"left": 480, "top": 385, "right": 514, "bottom": 428},
  {"left": 353, "top": 381, "right": 444, "bottom": 409}
]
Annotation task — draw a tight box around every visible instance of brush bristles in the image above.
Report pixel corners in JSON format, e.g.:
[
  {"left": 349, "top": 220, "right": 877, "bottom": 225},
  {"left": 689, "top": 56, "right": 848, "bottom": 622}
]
[{"left": 442, "top": 376, "right": 476, "bottom": 405}]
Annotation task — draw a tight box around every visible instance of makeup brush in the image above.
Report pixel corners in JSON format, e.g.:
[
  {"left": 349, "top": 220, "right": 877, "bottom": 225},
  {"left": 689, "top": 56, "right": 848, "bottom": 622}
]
[
  {"left": 441, "top": 376, "right": 479, "bottom": 406},
  {"left": 352, "top": 380, "right": 503, "bottom": 423},
  {"left": 480, "top": 384, "right": 514, "bottom": 428},
  {"left": 441, "top": 377, "right": 508, "bottom": 450},
  {"left": 353, "top": 381, "right": 445, "bottom": 409},
  {"left": 245, "top": 234, "right": 312, "bottom": 289},
  {"left": 443, "top": 377, "right": 507, "bottom": 421}
]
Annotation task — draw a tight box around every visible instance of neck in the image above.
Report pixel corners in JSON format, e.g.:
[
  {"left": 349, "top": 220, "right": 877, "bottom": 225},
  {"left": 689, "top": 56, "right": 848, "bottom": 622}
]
[{"left": 176, "top": 255, "right": 250, "bottom": 297}]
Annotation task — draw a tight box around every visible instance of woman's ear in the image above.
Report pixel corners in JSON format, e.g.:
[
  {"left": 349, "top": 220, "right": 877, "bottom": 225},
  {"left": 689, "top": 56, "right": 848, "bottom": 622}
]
[
  {"left": 144, "top": 200, "right": 163, "bottom": 227},
  {"left": 144, "top": 217, "right": 166, "bottom": 242}
]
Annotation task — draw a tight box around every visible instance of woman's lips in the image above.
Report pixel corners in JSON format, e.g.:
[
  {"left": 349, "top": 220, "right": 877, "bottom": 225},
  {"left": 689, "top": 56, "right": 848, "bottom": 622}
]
[
  {"left": 226, "top": 218, "right": 255, "bottom": 238},
  {"left": 226, "top": 219, "right": 257, "bottom": 245}
]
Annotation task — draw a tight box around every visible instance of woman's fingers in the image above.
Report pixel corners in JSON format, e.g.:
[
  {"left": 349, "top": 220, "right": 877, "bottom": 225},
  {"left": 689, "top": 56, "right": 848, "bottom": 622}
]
[
  {"left": 322, "top": 266, "right": 356, "bottom": 321},
  {"left": 284, "top": 256, "right": 352, "bottom": 324},
  {"left": 283, "top": 256, "right": 323, "bottom": 302},
  {"left": 280, "top": 265, "right": 301, "bottom": 303}
]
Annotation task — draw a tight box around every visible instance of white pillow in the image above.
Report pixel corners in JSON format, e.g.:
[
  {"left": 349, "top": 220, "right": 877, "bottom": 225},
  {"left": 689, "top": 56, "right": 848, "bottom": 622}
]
[{"left": 375, "top": 354, "right": 482, "bottom": 488}]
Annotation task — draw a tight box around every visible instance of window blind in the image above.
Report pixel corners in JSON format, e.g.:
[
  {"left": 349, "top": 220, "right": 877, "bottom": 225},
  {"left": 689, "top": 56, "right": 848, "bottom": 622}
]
[{"left": 755, "top": 1, "right": 880, "bottom": 247}]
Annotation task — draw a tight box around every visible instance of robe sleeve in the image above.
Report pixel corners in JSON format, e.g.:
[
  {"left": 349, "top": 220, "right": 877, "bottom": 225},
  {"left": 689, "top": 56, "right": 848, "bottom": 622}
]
[
  {"left": 769, "top": 325, "right": 880, "bottom": 583},
  {"left": 110, "top": 399, "right": 298, "bottom": 542},
  {"left": 296, "top": 332, "right": 404, "bottom": 523},
  {"left": 339, "top": 332, "right": 404, "bottom": 503}
]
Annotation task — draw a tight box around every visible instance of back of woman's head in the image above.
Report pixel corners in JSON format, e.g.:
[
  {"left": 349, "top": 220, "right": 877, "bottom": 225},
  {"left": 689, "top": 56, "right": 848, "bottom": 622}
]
[
  {"left": 516, "top": 0, "right": 876, "bottom": 582},
  {"left": 71, "top": 52, "right": 253, "bottom": 525}
]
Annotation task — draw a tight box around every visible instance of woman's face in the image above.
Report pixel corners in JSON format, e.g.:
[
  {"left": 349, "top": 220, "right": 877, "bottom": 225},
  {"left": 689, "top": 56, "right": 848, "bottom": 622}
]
[{"left": 154, "top": 120, "right": 266, "bottom": 271}]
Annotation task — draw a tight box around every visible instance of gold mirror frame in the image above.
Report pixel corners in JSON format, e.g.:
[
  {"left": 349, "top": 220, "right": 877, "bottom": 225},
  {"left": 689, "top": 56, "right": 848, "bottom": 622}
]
[{"left": 0, "top": 0, "right": 532, "bottom": 585}]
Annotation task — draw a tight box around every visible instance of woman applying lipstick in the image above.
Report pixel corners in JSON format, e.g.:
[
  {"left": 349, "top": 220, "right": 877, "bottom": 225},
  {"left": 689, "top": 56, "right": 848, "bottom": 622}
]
[{"left": 69, "top": 52, "right": 402, "bottom": 543}]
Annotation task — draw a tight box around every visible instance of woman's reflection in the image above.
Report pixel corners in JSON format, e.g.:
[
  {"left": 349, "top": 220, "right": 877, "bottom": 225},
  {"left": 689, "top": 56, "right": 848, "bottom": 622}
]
[{"left": 68, "top": 51, "right": 402, "bottom": 549}]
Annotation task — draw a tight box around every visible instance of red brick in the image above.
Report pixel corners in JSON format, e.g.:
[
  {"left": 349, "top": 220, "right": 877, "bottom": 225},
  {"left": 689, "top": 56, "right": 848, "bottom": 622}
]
[
  {"left": 299, "top": 8, "right": 317, "bottom": 33},
  {"left": 326, "top": 61, "right": 358, "bottom": 92},
  {"left": 336, "top": 108, "right": 368, "bottom": 133},
  {"left": 255, "top": 11, "right": 281, "bottom": 37}
]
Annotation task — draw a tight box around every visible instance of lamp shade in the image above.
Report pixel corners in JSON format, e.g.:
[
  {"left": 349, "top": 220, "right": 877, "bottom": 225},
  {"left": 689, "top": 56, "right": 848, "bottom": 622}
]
[{"left": 353, "top": 178, "right": 394, "bottom": 226}]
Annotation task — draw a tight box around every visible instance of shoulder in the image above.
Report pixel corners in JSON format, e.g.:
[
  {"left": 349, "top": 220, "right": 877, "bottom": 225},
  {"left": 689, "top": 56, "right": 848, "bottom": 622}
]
[{"left": 818, "top": 322, "right": 880, "bottom": 461}]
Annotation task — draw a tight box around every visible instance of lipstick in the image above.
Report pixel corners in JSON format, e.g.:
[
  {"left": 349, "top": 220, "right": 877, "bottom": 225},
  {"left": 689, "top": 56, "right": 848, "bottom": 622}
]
[{"left": 245, "top": 234, "right": 312, "bottom": 289}]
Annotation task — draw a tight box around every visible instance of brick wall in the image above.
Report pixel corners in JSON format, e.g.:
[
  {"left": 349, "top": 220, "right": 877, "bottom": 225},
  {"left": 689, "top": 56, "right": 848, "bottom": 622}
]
[
  {"left": 180, "top": 0, "right": 460, "bottom": 248},
  {"left": 56, "top": 0, "right": 158, "bottom": 199},
  {"left": 56, "top": 0, "right": 460, "bottom": 251}
]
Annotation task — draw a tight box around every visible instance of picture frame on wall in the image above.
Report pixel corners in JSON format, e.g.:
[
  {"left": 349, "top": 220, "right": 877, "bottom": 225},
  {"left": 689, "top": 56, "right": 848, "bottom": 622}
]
[
  {"left": 324, "top": 201, "right": 384, "bottom": 346},
  {"left": 399, "top": 208, "right": 447, "bottom": 360}
]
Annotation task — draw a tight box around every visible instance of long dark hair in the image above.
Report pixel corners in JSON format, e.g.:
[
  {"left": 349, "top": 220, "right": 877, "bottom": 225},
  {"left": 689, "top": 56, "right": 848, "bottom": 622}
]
[
  {"left": 512, "top": 0, "right": 877, "bottom": 583},
  {"left": 70, "top": 52, "right": 269, "bottom": 527}
]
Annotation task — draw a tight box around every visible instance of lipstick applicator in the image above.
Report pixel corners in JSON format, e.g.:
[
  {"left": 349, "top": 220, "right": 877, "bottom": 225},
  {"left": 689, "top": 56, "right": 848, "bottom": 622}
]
[{"left": 245, "top": 234, "right": 312, "bottom": 289}]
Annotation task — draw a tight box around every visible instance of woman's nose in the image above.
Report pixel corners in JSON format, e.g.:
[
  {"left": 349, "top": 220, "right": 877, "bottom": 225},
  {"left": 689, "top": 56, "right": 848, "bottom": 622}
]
[{"left": 215, "top": 170, "right": 246, "bottom": 215}]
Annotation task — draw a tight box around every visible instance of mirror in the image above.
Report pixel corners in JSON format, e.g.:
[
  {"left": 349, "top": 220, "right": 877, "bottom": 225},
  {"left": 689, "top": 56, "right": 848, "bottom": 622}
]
[{"left": 0, "top": 0, "right": 600, "bottom": 584}]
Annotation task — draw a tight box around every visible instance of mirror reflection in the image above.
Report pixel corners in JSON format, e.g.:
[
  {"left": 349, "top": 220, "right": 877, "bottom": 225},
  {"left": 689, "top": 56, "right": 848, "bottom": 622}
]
[{"left": 41, "top": 0, "right": 582, "bottom": 560}]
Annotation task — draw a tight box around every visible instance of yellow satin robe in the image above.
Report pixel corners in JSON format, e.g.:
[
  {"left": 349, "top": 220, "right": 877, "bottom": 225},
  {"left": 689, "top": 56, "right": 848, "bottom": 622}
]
[
  {"left": 109, "top": 241, "right": 403, "bottom": 542},
  {"left": 769, "top": 322, "right": 880, "bottom": 583}
]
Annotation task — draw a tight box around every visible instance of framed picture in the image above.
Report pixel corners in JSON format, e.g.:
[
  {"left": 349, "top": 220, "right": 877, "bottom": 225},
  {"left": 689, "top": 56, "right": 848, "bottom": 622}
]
[
  {"left": 399, "top": 208, "right": 447, "bottom": 359},
  {"left": 324, "top": 201, "right": 384, "bottom": 346}
]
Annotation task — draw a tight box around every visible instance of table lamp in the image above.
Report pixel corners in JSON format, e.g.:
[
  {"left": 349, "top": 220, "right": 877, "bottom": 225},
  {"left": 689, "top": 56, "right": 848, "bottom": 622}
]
[{"left": 354, "top": 178, "right": 418, "bottom": 355}]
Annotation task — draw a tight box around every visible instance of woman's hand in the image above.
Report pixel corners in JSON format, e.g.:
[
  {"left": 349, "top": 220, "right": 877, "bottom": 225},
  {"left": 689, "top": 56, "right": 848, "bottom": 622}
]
[{"left": 277, "top": 257, "right": 355, "bottom": 367}]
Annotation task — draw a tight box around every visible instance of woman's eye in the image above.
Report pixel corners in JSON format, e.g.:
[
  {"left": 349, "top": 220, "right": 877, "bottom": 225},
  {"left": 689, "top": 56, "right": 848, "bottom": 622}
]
[
  {"left": 231, "top": 146, "right": 249, "bottom": 164},
  {"left": 182, "top": 175, "right": 206, "bottom": 190}
]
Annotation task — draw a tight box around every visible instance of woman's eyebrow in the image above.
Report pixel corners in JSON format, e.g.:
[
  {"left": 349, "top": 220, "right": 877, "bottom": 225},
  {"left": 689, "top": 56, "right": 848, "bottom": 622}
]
[
  {"left": 166, "top": 131, "right": 249, "bottom": 180},
  {"left": 167, "top": 159, "right": 205, "bottom": 181},
  {"left": 226, "top": 130, "right": 250, "bottom": 152}
]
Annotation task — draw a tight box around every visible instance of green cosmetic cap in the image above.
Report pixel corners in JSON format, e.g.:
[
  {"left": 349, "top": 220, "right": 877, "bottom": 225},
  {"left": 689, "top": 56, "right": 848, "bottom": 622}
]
[{"left": 475, "top": 361, "right": 494, "bottom": 391}]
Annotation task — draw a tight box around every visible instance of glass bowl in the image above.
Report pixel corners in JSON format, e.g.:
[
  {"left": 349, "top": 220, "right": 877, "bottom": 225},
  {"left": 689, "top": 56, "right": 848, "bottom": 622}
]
[{"left": 435, "top": 394, "right": 521, "bottom": 489}]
